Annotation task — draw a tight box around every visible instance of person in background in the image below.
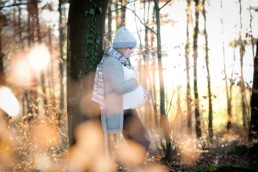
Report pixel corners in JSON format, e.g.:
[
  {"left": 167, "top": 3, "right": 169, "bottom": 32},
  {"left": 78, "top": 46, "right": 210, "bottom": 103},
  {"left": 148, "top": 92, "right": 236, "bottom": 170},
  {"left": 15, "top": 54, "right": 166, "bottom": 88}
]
[{"left": 92, "top": 26, "right": 150, "bottom": 166}]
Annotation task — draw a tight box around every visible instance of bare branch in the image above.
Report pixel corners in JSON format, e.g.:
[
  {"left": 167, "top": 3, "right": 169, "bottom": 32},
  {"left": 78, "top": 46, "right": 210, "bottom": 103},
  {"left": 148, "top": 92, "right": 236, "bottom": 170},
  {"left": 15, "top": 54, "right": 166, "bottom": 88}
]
[
  {"left": 109, "top": 1, "right": 157, "bottom": 35},
  {"left": 159, "top": 0, "right": 172, "bottom": 11}
]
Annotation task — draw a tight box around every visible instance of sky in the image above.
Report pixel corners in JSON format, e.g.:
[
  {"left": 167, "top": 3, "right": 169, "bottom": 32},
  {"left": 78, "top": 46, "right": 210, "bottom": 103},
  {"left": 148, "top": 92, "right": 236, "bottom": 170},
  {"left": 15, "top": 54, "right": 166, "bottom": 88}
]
[{"left": 125, "top": 0, "right": 258, "bottom": 89}]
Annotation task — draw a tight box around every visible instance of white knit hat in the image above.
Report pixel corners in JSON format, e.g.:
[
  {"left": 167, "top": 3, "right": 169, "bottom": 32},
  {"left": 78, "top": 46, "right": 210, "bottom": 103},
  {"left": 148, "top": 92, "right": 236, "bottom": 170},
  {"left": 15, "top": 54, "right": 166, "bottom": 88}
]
[{"left": 112, "top": 26, "right": 137, "bottom": 48}]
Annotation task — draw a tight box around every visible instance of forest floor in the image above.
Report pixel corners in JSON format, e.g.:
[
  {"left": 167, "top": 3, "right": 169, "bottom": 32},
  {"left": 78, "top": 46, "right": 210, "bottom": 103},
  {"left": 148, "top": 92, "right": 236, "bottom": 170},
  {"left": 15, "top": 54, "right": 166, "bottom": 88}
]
[
  {"left": 118, "top": 137, "right": 258, "bottom": 172},
  {"left": 148, "top": 141, "right": 258, "bottom": 172}
]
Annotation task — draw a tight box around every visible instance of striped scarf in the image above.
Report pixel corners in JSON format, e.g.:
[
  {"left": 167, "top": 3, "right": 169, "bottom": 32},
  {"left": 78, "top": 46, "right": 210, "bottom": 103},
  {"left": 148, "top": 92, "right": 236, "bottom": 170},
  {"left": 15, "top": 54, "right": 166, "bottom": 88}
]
[{"left": 91, "top": 47, "right": 132, "bottom": 108}]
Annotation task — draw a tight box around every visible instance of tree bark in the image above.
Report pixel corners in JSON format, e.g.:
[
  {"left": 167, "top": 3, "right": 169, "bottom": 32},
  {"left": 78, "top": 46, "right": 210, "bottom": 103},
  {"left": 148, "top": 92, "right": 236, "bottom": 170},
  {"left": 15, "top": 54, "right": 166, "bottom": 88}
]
[
  {"left": 106, "top": 3, "right": 112, "bottom": 47},
  {"left": 154, "top": 0, "right": 172, "bottom": 160},
  {"left": 202, "top": 0, "right": 213, "bottom": 142},
  {"left": 238, "top": 0, "right": 249, "bottom": 132},
  {"left": 249, "top": 41, "right": 258, "bottom": 140},
  {"left": 193, "top": 0, "right": 202, "bottom": 138},
  {"left": 67, "top": 0, "right": 108, "bottom": 146},
  {"left": 0, "top": 12, "right": 5, "bottom": 85},
  {"left": 185, "top": 0, "right": 192, "bottom": 134},
  {"left": 0, "top": 21, "right": 4, "bottom": 86},
  {"left": 58, "top": 0, "right": 65, "bottom": 111}
]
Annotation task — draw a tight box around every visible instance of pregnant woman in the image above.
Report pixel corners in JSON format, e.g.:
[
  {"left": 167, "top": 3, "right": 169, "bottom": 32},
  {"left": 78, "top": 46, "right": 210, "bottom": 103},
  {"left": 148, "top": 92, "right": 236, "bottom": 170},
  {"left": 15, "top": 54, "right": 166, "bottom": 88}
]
[{"left": 92, "top": 26, "right": 150, "bottom": 165}]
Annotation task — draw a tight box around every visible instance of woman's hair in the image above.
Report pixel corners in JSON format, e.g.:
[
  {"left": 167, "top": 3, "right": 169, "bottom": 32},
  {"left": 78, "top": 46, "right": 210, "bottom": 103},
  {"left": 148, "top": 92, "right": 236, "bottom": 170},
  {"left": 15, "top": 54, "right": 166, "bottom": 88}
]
[{"left": 115, "top": 48, "right": 128, "bottom": 55}]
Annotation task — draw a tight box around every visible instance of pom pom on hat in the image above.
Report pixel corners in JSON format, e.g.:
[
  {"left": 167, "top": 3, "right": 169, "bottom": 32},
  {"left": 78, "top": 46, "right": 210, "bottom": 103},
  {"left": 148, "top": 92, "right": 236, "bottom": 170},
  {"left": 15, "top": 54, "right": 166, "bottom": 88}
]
[{"left": 112, "top": 26, "right": 137, "bottom": 48}]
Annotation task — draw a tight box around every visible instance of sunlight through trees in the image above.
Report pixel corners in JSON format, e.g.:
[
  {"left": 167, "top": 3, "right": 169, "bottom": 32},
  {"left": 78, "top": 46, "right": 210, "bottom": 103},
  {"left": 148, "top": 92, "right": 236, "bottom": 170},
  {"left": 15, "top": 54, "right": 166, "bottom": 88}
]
[{"left": 0, "top": 0, "right": 257, "bottom": 171}]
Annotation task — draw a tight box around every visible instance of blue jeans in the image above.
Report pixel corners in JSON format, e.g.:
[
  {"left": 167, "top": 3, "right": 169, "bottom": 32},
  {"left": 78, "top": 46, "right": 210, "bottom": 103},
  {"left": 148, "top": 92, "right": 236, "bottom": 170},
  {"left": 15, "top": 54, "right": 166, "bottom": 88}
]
[{"left": 123, "top": 109, "right": 150, "bottom": 152}]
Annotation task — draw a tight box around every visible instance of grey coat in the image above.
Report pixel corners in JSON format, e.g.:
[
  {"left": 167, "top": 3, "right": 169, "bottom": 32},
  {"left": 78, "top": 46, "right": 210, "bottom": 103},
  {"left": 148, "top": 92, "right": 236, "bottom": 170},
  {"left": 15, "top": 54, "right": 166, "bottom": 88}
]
[{"left": 102, "top": 57, "right": 138, "bottom": 133}]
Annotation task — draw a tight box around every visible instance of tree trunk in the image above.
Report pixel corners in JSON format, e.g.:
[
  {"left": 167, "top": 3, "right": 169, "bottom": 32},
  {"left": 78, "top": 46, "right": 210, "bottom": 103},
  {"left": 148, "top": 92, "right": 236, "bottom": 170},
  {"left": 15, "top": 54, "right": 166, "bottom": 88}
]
[
  {"left": 27, "top": 0, "right": 37, "bottom": 45},
  {"left": 0, "top": 12, "right": 6, "bottom": 85},
  {"left": 248, "top": 0, "right": 255, "bottom": 57},
  {"left": 193, "top": 0, "right": 202, "bottom": 138},
  {"left": 48, "top": 26, "right": 54, "bottom": 99},
  {"left": 154, "top": 0, "right": 172, "bottom": 160},
  {"left": 13, "top": 0, "right": 17, "bottom": 45},
  {"left": 58, "top": 0, "right": 65, "bottom": 111},
  {"left": 115, "top": 0, "right": 121, "bottom": 27},
  {"left": 26, "top": 0, "right": 39, "bottom": 115},
  {"left": 220, "top": 0, "right": 233, "bottom": 131},
  {"left": 67, "top": 0, "right": 108, "bottom": 146},
  {"left": 18, "top": 0, "right": 23, "bottom": 45},
  {"left": 143, "top": 1, "right": 152, "bottom": 128},
  {"left": 106, "top": 3, "right": 112, "bottom": 47},
  {"left": 120, "top": 3, "right": 126, "bottom": 26},
  {"left": 147, "top": 5, "right": 159, "bottom": 129},
  {"left": 238, "top": 0, "right": 249, "bottom": 132},
  {"left": 150, "top": 33, "right": 159, "bottom": 128},
  {"left": 185, "top": 0, "right": 192, "bottom": 134},
  {"left": 202, "top": 0, "right": 213, "bottom": 142},
  {"left": 249, "top": 41, "right": 258, "bottom": 140},
  {"left": 35, "top": 0, "right": 41, "bottom": 43},
  {"left": 0, "top": 19, "right": 4, "bottom": 85}
]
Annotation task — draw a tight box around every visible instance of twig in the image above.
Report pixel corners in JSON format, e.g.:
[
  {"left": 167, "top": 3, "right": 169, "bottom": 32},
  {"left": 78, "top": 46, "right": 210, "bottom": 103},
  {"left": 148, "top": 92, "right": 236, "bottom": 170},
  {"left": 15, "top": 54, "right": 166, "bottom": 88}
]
[
  {"left": 159, "top": 0, "right": 172, "bottom": 11},
  {"left": 109, "top": 1, "right": 157, "bottom": 35}
]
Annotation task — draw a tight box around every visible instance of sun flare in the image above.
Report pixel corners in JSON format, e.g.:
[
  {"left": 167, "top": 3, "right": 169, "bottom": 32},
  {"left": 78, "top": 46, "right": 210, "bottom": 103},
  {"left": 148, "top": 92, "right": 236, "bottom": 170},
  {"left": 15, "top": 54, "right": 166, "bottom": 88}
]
[{"left": 28, "top": 44, "right": 51, "bottom": 72}]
